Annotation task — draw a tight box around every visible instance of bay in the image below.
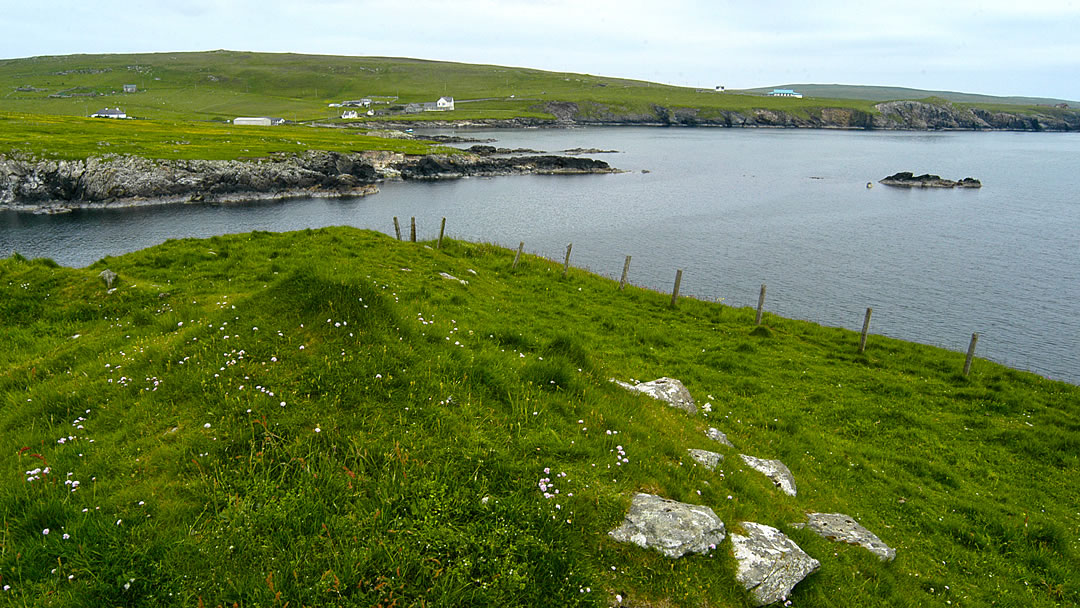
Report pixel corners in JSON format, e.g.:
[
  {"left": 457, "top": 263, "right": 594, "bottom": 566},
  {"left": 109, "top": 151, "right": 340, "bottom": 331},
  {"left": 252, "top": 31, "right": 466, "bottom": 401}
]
[{"left": 2, "top": 128, "right": 1078, "bottom": 384}]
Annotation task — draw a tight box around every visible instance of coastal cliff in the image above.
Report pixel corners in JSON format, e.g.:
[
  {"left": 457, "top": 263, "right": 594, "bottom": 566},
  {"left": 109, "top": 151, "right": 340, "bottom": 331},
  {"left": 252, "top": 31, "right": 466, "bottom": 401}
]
[
  {"left": 380, "top": 100, "right": 1080, "bottom": 131},
  {"left": 0, "top": 151, "right": 614, "bottom": 213}
]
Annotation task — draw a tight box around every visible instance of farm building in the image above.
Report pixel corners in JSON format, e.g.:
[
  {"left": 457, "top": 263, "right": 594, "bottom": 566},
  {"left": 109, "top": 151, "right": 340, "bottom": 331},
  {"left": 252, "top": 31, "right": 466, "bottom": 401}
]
[
  {"left": 233, "top": 117, "right": 286, "bottom": 126},
  {"left": 91, "top": 108, "right": 127, "bottom": 119},
  {"left": 768, "top": 89, "right": 804, "bottom": 98},
  {"left": 123, "top": 84, "right": 137, "bottom": 93}
]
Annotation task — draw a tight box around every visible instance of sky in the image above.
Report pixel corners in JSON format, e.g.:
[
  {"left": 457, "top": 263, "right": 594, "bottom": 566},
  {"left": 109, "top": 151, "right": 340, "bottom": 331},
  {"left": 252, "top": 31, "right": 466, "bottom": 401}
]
[{"left": 3, "top": 0, "right": 1079, "bottom": 101}]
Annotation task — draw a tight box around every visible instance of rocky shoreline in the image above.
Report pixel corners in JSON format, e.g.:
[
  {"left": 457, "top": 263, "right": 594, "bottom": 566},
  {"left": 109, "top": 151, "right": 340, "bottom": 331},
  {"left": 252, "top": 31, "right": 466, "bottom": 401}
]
[
  {"left": 879, "top": 172, "right": 982, "bottom": 188},
  {"left": 0, "top": 150, "right": 616, "bottom": 214},
  {"left": 365, "top": 99, "right": 1080, "bottom": 132}
]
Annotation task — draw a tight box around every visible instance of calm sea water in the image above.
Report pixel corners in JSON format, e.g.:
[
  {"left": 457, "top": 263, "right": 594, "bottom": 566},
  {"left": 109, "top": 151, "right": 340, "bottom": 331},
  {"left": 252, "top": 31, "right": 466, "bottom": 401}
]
[{"left": 2, "top": 128, "right": 1078, "bottom": 383}]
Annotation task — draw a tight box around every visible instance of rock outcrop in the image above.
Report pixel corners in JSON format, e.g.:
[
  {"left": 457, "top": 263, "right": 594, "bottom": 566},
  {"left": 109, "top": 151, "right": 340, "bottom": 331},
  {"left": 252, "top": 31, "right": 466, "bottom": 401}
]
[
  {"left": 739, "top": 454, "right": 797, "bottom": 496},
  {"left": 687, "top": 449, "right": 723, "bottom": 470},
  {"left": 613, "top": 377, "right": 697, "bottom": 415},
  {"left": 879, "top": 172, "right": 982, "bottom": 188},
  {"left": 609, "top": 493, "right": 726, "bottom": 558},
  {"left": 731, "top": 522, "right": 820, "bottom": 606},
  {"left": 706, "top": 427, "right": 735, "bottom": 448},
  {"left": 795, "top": 512, "right": 896, "bottom": 561},
  {"left": 0, "top": 150, "right": 615, "bottom": 213}
]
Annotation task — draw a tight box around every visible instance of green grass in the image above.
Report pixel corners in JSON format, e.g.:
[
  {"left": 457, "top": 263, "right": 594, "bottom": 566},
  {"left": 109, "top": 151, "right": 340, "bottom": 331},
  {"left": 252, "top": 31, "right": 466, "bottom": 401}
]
[
  {"left": 1, "top": 228, "right": 1077, "bottom": 607},
  {"left": 0, "top": 111, "right": 449, "bottom": 160}
]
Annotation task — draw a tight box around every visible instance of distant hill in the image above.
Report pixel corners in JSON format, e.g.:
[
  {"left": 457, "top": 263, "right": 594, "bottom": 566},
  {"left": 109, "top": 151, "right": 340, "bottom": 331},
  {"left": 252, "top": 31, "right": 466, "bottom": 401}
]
[{"left": 739, "top": 84, "right": 1076, "bottom": 107}]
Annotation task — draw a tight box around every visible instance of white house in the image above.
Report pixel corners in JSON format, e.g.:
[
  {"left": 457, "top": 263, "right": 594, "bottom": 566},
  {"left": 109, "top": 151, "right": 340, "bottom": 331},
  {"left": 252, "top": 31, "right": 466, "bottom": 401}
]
[
  {"left": 436, "top": 96, "right": 455, "bottom": 110},
  {"left": 233, "top": 117, "right": 285, "bottom": 126},
  {"left": 123, "top": 84, "right": 137, "bottom": 93},
  {"left": 91, "top": 108, "right": 127, "bottom": 119},
  {"left": 768, "top": 89, "right": 803, "bottom": 98},
  {"left": 342, "top": 110, "right": 359, "bottom": 119}
]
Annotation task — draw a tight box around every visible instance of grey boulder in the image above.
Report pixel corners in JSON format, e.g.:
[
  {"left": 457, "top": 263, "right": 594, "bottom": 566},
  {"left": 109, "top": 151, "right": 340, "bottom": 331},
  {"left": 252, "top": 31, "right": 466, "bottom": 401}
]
[
  {"left": 796, "top": 512, "right": 896, "bottom": 561},
  {"left": 687, "top": 448, "right": 723, "bottom": 470},
  {"left": 706, "top": 427, "right": 734, "bottom": 448},
  {"left": 731, "top": 521, "right": 820, "bottom": 606},
  {"left": 609, "top": 493, "right": 726, "bottom": 558},
  {"left": 740, "top": 454, "right": 797, "bottom": 496},
  {"left": 613, "top": 377, "right": 697, "bottom": 414}
]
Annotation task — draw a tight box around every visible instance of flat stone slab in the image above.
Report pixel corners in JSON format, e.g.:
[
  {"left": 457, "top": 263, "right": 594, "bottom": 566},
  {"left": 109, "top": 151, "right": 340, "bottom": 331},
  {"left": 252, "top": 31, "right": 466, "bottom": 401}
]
[
  {"left": 687, "top": 448, "right": 723, "bottom": 470},
  {"left": 612, "top": 377, "right": 697, "bottom": 414},
  {"left": 731, "top": 522, "right": 820, "bottom": 606},
  {"left": 609, "top": 493, "right": 726, "bottom": 558},
  {"left": 796, "top": 512, "right": 896, "bottom": 561},
  {"left": 740, "top": 454, "right": 797, "bottom": 496},
  {"left": 706, "top": 427, "right": 734, "bottom": 448}
]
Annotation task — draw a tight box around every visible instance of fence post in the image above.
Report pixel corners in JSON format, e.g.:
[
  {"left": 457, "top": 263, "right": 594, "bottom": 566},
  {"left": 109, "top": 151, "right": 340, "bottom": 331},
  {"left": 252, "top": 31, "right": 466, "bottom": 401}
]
[
  {"left": 859, "top": 307, "right": 873, "bottom": 353},
  {"left": 755, "top": 284, "right": 767, "bottom": 325},
  {"left": 671, "top": 269, "right": 683, "bottom": 307},
  {"left": 512, "top": 241, "right": 524, "bottom": 269},
  {"left": 410, "top": 217, "right": 416, "bottom": 243},
  {"left": 393, "top": 217, "right": 401, "bottom": 241},
  {"left": 619, "top": 255, "right": 632, "bottom": 290},
  {"left": 437, "top": 217, "right": 446, "bottom": 249},
  {"left": 963, "top": 332, "right": 979, "bottom": 376},
  {"left": 562, "top": 243, "right": 573, "bottom": 278}
]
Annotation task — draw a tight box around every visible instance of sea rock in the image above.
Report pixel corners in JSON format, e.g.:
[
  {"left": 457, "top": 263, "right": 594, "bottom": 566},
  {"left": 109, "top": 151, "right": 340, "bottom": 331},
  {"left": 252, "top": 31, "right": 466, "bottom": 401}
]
[
  {"left": 687, "top": 449, "right": 723, "bottom": 470},
  {"left": 706, "top": 427, "right": 734, "bottom": 448},
  {"left": 612, "top": 377, "right": 697, "bottom": 415},
  {"left": 739, "top": 454, "right": 797, "bottom": 496},
  {"left": 608, "top": 493, "right": 726, "bottom": 558},
  {"left": 878, "top": 171, "right": 982, "bottom": 188},
  {"left": 795, "top": 512, "right": 896, "bottom": 561},
  {"left": 731, "top": 522, "right": 820, "bottom": 606}
]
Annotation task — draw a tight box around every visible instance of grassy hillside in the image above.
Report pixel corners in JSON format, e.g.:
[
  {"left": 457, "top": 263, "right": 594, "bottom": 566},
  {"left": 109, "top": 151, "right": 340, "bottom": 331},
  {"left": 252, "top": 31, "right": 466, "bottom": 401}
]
[
  {"left": 739, "top": 84, "right": 1077, "bottom": 107},
  {"left": 1, "top": 228, "right": 1076, "bottom": 607},
  {"left": 0, "top": 50, "right": 872, "bottom": 123}
]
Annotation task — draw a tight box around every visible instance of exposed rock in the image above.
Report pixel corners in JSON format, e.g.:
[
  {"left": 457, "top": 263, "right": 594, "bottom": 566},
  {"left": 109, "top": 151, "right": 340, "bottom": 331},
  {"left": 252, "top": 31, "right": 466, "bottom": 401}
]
[
  {"left": 563, "top": 147, "right": 620, "bottom": 155},
  {"left": 687, "top": 449, "right": 723, "bottom": 470},
  {"left": 706, "top": 427, "right": 734, "bottom": 448},
  {"left": 731, "top": 522, "right": 820, "bottom": 606},
  {"left": 608, "top": 493, "right": 726, "bottom": 558},
  {"left": 438, "top": 272, "right": 468, "bottom": 286},
  {"left": 795, "top": 512, "right": 896, "bottom": 561},
  {"left": 0, "top": 150, "right": 615, "bottom": 212},
  {"left": 739, "top": 454, "right": 797, "bottom": 496},
  {"left": 879, "top": 171, "right": 982, "bottom": 188},
  {"left": 99, "top": 269, "right": 117, "bottom": 289},
  {"left": 612, "top": 377, "right": 697, "bottom": 415}
]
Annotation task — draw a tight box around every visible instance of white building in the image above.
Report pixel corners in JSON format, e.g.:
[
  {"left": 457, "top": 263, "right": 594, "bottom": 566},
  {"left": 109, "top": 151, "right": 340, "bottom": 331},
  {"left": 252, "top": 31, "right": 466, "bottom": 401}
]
[
  {"left": 342, "top": 110, "right": 359, "bottom": 119},
  {"left": 91, "top": 108, "right": 127, "bottom": 119},
  {"left": 437, "top": 96, "right": 455, "bottom": 110},
  {"left": 768, "top": 89, "right": 803, "bottom": 98},
  {"left": 233, "top": 117, "right": 285, "bottom": 126}
]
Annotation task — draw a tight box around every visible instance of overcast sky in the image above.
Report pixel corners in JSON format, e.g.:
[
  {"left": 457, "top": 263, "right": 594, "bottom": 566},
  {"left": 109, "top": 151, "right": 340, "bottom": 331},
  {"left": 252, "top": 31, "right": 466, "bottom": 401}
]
[{"left": 4, "top": 0, "right": 1079, "bottom": 101}]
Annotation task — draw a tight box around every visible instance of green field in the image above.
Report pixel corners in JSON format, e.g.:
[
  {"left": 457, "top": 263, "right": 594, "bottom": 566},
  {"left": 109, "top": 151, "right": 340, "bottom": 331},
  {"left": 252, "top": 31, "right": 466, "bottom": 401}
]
[{"left": 1, "top": 229, "right": 1076, "bottom": 607}]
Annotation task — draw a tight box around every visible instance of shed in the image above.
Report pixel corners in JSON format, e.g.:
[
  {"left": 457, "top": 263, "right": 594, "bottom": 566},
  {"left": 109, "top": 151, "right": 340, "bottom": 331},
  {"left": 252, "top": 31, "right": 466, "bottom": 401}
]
[
  {"left": 123, "top": 84, "right": 137, "bottom": 93},
  {"left": 233, "top": 117, "right": 285, "bottom": 126}
]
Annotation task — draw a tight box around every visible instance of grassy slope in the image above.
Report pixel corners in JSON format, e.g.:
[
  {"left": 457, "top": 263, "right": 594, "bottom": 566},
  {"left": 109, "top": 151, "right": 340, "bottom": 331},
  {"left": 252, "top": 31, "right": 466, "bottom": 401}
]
[{"left": 1, "top": 228, "right": 1076, "bottom": 607}]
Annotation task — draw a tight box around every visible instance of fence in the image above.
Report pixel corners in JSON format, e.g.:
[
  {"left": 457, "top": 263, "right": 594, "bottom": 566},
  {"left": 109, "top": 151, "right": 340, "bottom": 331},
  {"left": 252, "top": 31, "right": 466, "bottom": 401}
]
[{"left": 392, "top": 217, "right": 984, "bottom": 376}]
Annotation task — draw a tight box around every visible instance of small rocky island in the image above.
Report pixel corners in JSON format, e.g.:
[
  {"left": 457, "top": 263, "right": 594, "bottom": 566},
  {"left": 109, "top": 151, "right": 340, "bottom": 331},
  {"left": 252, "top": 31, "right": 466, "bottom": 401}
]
[{"left": 879, "top": 171, "right": 982, "bottom": 188}]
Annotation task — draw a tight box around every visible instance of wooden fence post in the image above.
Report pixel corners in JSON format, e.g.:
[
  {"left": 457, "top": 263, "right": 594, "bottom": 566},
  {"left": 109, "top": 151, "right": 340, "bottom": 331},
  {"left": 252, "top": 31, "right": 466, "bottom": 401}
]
[
  {"left": 512, "top": 241, "right": 524, "bottom": 269},
  {"left": 563, "top": 243, "right": 573, "bottom": 278},
  {"left": 410, "top": 217, "right": 416, "bottom": 242},
  {"left": 619, "top": 255, "right": 632, "bottom": 290},
  {"left": 963, "top": 332, "right": 979, "bottom": 376},
  {"left": 859, "top": 307, "right": 873, "bottom": 353},
  {"left": 393, "top": 217, "right": 401, "bottom": 241},
  {"left": 671, "top": 269, "right": 683, "bottom": 307},
  {"left": 437, "top": 217, "right": 446, "bottom": 249},
  {"left": 755, "top": 284, "right": 767, "bottom": 325}
]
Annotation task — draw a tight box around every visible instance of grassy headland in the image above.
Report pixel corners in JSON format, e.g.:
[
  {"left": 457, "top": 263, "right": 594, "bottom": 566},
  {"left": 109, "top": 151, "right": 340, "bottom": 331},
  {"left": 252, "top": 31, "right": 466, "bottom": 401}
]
[{"left": 1, "top": 228, "right": 1076, "bottom": 606}]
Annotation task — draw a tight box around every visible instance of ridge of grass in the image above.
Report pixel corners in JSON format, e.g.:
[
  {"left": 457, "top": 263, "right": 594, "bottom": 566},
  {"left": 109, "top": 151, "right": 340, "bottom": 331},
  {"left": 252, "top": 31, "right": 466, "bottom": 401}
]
[{"left": 1, "top": 228, "right": 1077, "bottom": 607}]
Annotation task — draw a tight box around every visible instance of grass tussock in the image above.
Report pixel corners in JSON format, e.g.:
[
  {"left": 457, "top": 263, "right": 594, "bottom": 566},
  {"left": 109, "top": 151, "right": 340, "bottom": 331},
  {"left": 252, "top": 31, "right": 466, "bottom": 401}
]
[{"left": 1, "top": 227, "right": 1077, "bottom": 607}]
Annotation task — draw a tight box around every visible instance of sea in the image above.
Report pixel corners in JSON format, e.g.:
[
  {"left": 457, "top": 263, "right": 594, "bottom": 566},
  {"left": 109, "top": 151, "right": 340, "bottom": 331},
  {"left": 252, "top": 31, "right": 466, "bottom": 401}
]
[{"left": 2, "top": 128, "right": 1078, "bottom": 384}]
